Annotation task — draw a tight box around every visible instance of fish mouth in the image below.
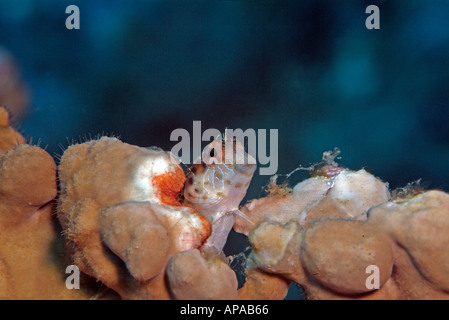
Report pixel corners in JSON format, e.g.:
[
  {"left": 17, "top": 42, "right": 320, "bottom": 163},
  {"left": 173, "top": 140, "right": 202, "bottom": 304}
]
[{"left": 183, "top": 190, "right": 222, "bottom": 205}]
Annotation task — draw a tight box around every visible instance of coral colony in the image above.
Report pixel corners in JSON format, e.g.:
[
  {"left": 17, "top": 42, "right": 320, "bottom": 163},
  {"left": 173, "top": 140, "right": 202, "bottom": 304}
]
[{"left": 1, "top": 106, "right": 449, "bottom": 300}]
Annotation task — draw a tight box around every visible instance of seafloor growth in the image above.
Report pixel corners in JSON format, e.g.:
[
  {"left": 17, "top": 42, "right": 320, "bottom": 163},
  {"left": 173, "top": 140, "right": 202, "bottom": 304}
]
[
  {"left": 0, "top": 108, "right": 92, "bottom": 299},
  {"left": 0, "top": 49, "right": 29, "bottom": 120},
  {"left": 1, "top": 107, "right": 449, "bottom": 299},
  {"left": 0, "top": 107, "right": 24, "bottom": 154}
]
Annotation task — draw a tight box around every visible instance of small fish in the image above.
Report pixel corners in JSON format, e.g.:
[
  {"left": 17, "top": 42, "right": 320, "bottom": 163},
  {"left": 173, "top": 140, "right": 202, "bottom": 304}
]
[{"left": 183, "top": 136, "right": 256, "bottom": 251}]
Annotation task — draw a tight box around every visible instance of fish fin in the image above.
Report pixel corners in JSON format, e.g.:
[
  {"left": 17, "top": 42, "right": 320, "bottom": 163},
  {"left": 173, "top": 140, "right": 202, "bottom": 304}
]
[{"left": 233, "top": 209, "right": 254, "bottom": 225}]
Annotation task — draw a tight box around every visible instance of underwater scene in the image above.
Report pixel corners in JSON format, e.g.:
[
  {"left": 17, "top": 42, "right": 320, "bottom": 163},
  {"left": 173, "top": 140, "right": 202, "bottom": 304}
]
[{"left": 0, "top": 0, "right": 449, "bottom": 302}]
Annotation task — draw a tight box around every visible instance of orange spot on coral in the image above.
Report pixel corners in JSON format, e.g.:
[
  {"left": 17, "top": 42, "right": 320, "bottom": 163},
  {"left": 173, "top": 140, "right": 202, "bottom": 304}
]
[
  {"left": 152, "top": 167, "right": 186, "bottom": 206},
  {"left": 152, "top": 167, "right": 211, "bottom": 245}
]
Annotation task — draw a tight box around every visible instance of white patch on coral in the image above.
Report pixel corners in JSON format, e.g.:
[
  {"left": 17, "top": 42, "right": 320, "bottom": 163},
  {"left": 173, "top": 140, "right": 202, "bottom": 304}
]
[
  {"left": 329, "top": 169, "right": 390, "bottom": 218},
  {"left": 152, "top": 157, "right": 170, "bottom": 176},
  {"left": 129, "top": 150, "right": 175, "bottom": 204}
]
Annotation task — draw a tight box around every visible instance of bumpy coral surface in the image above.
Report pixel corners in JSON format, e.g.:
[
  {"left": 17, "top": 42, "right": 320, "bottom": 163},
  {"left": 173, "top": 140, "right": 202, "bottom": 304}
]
[
  {"left": 1, "top": 112, "right": 449, "bottom": 300},
  {"left": 237, "top": 169, "right": 449, "bottom": 299},
  {"left": 56, "top": 137, "right": 239, "bottom": 299},
  {"left": 0, "top": 109, "right": 92, "bottom": 299}
]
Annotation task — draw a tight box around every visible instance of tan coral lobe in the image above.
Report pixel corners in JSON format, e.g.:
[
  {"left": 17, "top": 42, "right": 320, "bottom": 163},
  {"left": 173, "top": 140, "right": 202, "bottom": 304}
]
[
  {"left": 167, "top": 249, "right": 239, "bottom": 300},
  {"left": 100, "top": 202, "right": 170, "bottom": 282},
  {"left": 0, "top": 121, "right": 93, "bottom": 299},
  {"left": 57, "top": 137, "right": 211, "bottom": 299},
  {"left": 242, "top": 165, "right": 449, "bottom": 299}
]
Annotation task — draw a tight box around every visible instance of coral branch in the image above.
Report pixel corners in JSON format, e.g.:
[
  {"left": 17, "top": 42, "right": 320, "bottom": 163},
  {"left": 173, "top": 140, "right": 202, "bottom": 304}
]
[{"left": 1, "top": 121, "right": 449, "bottom": 300}]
